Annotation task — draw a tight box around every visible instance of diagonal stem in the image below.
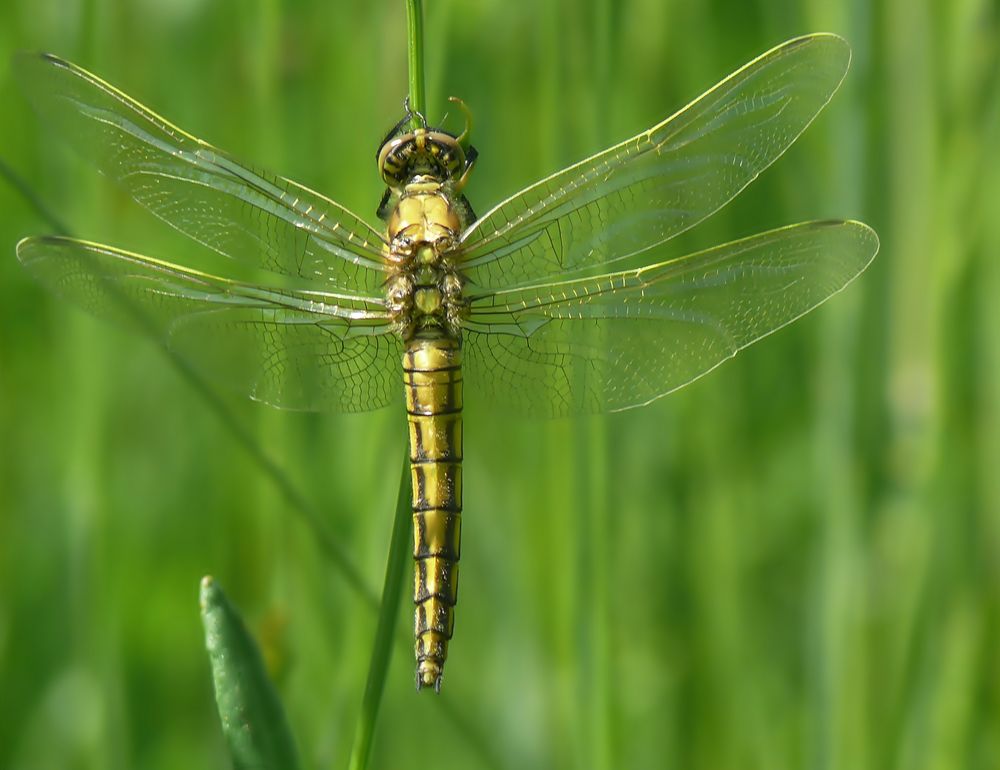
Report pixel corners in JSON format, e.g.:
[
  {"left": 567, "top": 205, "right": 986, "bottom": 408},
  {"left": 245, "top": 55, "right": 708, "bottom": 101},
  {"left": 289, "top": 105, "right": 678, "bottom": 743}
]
[{"left": 0, "top": 156, "right": 379, "bottom": 609}]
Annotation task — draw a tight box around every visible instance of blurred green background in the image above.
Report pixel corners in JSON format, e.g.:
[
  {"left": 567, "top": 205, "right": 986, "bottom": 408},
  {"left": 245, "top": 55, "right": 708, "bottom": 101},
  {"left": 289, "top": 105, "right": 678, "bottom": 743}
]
[{"left": 1, "top": 0, "right": 998, "bottom": 768}]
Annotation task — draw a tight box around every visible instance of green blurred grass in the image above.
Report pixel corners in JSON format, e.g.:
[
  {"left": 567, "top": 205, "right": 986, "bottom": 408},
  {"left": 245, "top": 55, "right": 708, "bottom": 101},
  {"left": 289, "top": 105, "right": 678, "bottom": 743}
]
[{"left": 1, "top": 1, "right": 998, "bottom": 769}]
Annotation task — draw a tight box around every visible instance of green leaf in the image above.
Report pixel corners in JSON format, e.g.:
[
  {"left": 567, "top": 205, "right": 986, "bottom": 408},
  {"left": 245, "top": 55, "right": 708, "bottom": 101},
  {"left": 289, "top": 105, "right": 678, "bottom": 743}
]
[{"left": 200, "top": 576, "right": 301, "bottom": 770}]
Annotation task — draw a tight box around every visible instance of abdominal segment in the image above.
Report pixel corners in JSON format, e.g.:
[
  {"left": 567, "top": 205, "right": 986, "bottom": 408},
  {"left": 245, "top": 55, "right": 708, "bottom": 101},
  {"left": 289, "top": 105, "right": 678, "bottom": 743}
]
[{"left": 403, "top": 335, "right": 463, "bottom": 690}]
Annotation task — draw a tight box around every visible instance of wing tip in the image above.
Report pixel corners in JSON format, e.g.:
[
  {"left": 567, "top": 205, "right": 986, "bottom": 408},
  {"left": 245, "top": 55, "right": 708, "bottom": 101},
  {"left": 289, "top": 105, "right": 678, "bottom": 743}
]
[
  {"left": 16, "top": 234, "right": 74, "bottom": 266},
  {"left": 778, "top": 32, "right": 852, "bottom": 81},
  {"left": 15, "top": 235, "right": 44, "bottom": 264},
  {"left": 804, "top": 219, "right": 880, "bottom": 268},
  {"left": 830, "top": 218, "right": 879, "bottom": 252},
  {"left": 784, "top": 32, "right": 851, "bottom": 55},
  {"left": 850, "top": 220, "right": 881, "bottom": 268},
  {"left": 14, "top": 235, "right": 32, "bottom": 263}
]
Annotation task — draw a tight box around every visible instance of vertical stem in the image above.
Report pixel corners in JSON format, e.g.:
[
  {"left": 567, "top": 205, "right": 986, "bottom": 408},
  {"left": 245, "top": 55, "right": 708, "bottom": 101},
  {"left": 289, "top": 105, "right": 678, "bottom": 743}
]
[
  {"left": 347, "top": 450, "right": 412, "bottom": 770},
  {"left": 406, "top": 0, "right": 426, "bottom": 121},
  {"left": 346, "top": 4, "right": 428, "bottom": 766}
]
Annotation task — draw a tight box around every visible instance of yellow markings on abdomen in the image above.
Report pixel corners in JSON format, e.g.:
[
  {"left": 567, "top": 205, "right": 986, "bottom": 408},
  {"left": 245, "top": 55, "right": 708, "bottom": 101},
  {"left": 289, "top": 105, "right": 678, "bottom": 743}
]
[{"left": 403, "top": 335, "right": 463, "bottom": 691}]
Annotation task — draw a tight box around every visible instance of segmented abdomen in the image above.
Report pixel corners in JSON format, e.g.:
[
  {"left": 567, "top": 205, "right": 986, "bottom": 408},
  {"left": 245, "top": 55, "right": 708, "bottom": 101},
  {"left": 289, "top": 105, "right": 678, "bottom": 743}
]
[{"left": 403, "top": 334, "right": 462, "bottom": 691}]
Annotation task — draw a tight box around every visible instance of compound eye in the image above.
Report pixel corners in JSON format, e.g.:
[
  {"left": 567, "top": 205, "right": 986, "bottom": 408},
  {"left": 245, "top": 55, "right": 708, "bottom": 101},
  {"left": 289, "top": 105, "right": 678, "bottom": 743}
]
[
  {"left": 377, "top": 134, "right": 416, "bottom": 185},
  {"left": 379, "top": 153, "right": 399, "bottom": 185}
]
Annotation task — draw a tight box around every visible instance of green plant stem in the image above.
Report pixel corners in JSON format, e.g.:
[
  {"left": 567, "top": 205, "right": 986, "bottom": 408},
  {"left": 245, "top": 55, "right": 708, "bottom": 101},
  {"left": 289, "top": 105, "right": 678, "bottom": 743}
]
[
  {"left": 405, "top": 0, "right": 426, "bottom": 122},
  {"left": 347, "top": 449, "right": 411, "bottom": 770},
  {"left": 345, "top": 10, "right": 427, "bottom": 766}
]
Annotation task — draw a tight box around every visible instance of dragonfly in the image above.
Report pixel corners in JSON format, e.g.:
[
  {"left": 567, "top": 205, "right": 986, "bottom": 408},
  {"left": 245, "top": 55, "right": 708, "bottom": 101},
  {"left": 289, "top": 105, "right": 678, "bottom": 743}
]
[{"left": 15, "top": 33, "right": 878, "bottom": 691}]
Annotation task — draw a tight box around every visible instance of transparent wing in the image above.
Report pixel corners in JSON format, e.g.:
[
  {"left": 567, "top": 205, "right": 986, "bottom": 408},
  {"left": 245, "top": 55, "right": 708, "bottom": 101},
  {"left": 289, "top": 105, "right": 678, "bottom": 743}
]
[
  {"left": 460, "top": 34, "right": 851, "bottom": 290},
  {"left": 14, "top": 53, "right": 389, "bottom": 295},
  {"left": 461, "top": 221, "right": 878, "bottom": 417},
  {"left": 17, "top": 236, "right": 401, "bottom": 412}
]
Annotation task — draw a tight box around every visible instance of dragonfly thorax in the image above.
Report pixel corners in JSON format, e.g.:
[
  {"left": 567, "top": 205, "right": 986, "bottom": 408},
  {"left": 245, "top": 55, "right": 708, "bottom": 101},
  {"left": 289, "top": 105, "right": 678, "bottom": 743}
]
[
  {"left": 387, "top": 180, "right": 460, "bottom": 248},
  {"left": 385, "top": 184, "right": 467, "bottom": 339}
]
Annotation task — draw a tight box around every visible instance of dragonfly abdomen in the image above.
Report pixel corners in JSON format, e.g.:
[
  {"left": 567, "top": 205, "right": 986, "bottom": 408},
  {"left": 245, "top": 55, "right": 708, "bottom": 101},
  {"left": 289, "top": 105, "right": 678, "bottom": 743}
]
[{"left": 403, "top": 334, "right": 463, "bottom": 691}]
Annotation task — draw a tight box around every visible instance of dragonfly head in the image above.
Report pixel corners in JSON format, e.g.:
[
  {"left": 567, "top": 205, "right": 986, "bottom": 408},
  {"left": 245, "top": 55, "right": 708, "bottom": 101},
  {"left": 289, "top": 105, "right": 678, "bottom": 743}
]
[
  {"left": 377, "top": 127, "right": 472, "bottom": 187},
  {"left": 375, "top": 99, "right": 479, "bottom": 221}
]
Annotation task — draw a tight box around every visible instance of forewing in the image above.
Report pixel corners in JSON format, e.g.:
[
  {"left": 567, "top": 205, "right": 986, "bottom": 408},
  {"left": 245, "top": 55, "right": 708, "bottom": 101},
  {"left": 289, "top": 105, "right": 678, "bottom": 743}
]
[
  {"left": 17, "top": 236, "right": 401, "bottom": 412},
  {"left": 462, "top": 221, "right": 878, "bottom": 416},
  {"left": 14, "top": 53, "right": 389, "bottom": 295},
  {"left": 460, "top": 34, "right": 851, "bottom": 289}
]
